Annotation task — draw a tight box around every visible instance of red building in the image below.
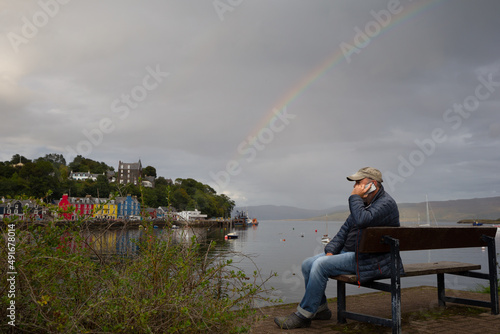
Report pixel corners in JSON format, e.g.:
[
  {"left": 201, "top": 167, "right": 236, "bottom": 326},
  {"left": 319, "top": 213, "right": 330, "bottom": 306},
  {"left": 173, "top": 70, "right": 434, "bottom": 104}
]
[
  {"left": 58, "top": 194, "right": 96, "bottom": 220},
  {"left": 58, "top": 194, "right": 74, "bottom": 220},
  {"left": 72, "top": 195, "right": 95, "bottom": 218}
]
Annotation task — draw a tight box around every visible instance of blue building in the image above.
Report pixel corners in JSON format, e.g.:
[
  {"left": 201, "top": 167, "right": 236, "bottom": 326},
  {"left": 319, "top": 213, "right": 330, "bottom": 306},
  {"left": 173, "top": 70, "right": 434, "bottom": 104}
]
[{"left": 116, "top": 195, "right": 141, "bottom": 219}]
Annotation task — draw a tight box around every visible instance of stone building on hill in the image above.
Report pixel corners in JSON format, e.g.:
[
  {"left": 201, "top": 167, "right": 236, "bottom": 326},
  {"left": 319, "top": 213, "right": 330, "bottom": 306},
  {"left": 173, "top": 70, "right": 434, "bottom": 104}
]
[{"left": 117, "top": 160, "right": 142, "bottom": 186}]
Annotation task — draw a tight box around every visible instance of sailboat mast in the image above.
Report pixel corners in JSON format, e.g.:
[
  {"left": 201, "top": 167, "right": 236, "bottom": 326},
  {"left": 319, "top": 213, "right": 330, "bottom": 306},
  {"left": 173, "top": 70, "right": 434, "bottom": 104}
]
[{"left": 426, "top": 195, "right": 430, "bottom": 225}]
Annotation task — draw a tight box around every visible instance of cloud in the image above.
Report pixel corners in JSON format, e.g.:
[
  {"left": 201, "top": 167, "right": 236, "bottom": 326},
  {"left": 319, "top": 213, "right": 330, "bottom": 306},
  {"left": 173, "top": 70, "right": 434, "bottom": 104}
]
[{"left": 1, "top": 0, "right": 499, "bottom": 210}]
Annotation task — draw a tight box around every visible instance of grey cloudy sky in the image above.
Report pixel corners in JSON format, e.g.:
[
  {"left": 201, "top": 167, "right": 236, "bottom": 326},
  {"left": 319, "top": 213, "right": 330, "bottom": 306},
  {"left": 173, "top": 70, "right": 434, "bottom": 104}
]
[{"left": 1, "top": 0, "right": 499, "bottom": 210}]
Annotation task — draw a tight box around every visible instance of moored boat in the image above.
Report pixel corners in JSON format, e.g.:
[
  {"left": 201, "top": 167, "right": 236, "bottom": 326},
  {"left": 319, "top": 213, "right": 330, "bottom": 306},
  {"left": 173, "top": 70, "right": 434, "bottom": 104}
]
[
  {"left": 225, "top": 232, "right": 238, "bottom": 239},
  {"left": 321, "top": 222, "right": 330, "bottom": 244},
  {"left": 232, "top": 210, "right": 250, "bottom": 227}
]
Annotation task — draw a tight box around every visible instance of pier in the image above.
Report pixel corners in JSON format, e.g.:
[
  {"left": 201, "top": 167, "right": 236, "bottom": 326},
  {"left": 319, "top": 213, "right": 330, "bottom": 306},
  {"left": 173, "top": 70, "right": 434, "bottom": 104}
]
[{"left": 3, "top": 218, "right": 234, "bottom": 229}]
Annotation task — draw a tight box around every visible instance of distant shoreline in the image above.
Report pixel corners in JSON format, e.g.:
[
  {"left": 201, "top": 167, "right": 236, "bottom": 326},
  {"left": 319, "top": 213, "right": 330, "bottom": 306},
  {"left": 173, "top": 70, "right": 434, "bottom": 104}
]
[{"left": 236, "top": 196, "right": 500, "bottom": 222}]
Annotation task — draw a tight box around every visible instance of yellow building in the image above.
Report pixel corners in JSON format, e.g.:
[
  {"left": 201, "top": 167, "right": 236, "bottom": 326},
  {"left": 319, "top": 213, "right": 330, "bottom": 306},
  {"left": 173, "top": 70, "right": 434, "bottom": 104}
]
[{"left": 92, "top": 198, "right": 118, "bottom": 219}]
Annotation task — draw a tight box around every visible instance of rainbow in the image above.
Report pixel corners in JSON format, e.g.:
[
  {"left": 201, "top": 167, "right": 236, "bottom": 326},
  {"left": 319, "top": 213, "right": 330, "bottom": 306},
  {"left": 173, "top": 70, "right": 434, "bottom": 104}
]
[{"left": 234, "top": 0, "right": 447, "bottom": 160}]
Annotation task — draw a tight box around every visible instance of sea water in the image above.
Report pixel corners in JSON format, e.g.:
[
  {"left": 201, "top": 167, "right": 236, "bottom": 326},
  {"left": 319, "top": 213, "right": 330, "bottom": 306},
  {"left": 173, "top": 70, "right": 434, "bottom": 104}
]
[
  {"left": 88, "top": 220, "right": 498, "bottom": 306},
  {"left": 209, "top": 220, "right": 499, "bottom": 306}
]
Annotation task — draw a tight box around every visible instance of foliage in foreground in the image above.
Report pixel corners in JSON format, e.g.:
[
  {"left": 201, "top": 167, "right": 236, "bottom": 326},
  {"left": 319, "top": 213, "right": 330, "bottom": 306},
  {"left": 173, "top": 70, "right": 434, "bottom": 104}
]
[{"left": 0, "top": 215, "right": 276, "bottom": 333}]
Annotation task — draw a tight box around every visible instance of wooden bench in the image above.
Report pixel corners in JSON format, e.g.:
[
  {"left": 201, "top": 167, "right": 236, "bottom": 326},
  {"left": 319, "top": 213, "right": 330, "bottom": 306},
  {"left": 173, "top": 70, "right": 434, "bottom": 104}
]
[{"left": 330, "top": 227, "right": 498, "bottom": 334}]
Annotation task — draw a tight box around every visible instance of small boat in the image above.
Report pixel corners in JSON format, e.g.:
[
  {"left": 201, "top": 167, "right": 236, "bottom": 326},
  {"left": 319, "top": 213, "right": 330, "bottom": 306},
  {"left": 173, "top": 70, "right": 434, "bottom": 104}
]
[
  {"left": 246, "top": 218, "right": 259, "bottom": 226},
  {"left": 171, "top": 224, "right": 180, "bottom": 229},
  {"left": 321, "top": 222, "right": 330, "bottom": 244},
  {"left": 225, "top": 232, "right": 238, "bottom": 239}
]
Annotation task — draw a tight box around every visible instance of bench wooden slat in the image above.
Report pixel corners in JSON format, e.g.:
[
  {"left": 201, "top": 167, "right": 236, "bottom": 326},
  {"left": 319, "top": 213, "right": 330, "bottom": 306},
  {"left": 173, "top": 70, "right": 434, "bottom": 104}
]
[
  {"left": 359, "top": 227, "right": 497, "bottom": 253},
  {"left": 332, "top": 261, "right": 481, "bottom": 283},
  {"left": 402, "top": 261, "right": 481, "bottom": 277}
]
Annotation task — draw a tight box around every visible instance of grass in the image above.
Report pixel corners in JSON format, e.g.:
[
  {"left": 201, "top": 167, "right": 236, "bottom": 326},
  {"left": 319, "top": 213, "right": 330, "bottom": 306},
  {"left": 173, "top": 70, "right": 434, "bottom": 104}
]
[{"left": 0, "top": 210, "right": 278, "bottom": 333}]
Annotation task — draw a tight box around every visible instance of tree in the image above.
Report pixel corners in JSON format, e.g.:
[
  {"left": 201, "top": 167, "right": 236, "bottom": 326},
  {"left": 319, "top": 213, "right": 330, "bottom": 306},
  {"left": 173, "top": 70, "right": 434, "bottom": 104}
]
[
  {"left": 0, "top": 162, "right": 16, "bottom": 178},
  {"left": 18, "top": 160, "right": 58, "bottom": 198},
  {"left": 155, "top": 177, "right": 172, "bottom": 186},
  {"left": 36, "top": 154, "right": 67, "bottom": 183},
  {"left": 172, "top": 188, "right": 190, "bottom": 211},
  {"left": 0, "top": 174, "right": 28, "bottom": 197},
  {"left": 68, "top": 156, "right": 113, "bottom": 174},
  {"left": 39, "top": 153, "right": 66, "bottom": 166},
  {"left": 143, "top": 166, "right": 157, "bottom": 178},
  {"left": 213, "top": 194, "right": 235, "bottom": 218},
  {"left": 96, "top": 174, "right": 112, "bottom": 198},
  {"left": 10, "top": 154, "right": 30, "bottom": 165}
]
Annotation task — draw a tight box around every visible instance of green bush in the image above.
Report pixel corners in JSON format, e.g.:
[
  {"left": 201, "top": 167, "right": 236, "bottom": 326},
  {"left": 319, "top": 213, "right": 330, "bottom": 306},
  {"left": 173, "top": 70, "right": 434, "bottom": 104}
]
[{"left": 1, "top": 210, "right": 276, "bottom": 333}]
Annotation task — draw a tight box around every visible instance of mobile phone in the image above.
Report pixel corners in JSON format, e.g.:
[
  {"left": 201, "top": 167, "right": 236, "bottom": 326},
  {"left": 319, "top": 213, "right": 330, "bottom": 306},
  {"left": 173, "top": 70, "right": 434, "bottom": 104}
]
[{"left": 365, "top": 182, "right": 376, "bottom": 194}]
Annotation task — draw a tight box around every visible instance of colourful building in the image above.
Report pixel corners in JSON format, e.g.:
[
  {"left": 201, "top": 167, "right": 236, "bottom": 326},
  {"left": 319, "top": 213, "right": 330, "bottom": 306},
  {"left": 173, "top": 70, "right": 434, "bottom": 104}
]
[
  {"left": 93, "top": 198, "right": 117, "bottom": 220},
  {"left": 72, "top": 195, "right": 95, "bottom": 218},
  {"left": 55, "top": 195, "right": 143, "bottom": 221},
  {"left": 116, "top": 195, "right": 141, "bottom": 219},
  {"left": 0, "top": 199, "right": 47, "bottom": 220},
  {"left": 58, "top": 194, "right": 97, "bottom": 220},
  {"left": 58, "top": 194, "right": 75, "bottom": 220}
]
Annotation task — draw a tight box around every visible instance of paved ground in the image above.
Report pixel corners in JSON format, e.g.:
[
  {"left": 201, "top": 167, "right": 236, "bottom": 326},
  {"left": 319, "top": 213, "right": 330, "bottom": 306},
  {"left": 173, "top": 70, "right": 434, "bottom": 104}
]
[{"left": 249, "top": 286, "right": 500, "bottom": 333}]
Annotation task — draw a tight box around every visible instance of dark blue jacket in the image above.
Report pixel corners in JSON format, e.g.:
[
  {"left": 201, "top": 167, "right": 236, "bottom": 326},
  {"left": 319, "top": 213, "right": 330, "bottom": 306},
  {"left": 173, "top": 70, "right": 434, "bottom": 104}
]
[{"left": 324, "top": 185, "right": 403, "bottom": 282}]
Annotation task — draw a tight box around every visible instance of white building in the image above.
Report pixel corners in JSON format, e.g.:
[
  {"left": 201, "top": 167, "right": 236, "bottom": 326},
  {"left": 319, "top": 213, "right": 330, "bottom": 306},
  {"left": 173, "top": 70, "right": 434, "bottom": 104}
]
[
  {"left": 177, "top": 209, "right": 207, "bottom": 221},
  {"left": 69, "top": 171, "right": 99, "bottom": 181}
]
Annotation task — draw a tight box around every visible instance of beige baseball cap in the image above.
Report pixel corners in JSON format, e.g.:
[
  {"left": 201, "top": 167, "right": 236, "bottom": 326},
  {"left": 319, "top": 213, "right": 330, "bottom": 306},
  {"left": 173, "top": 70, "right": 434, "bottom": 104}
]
[{"left": 347, "top": 167, "right": 383, "bottom": 183}]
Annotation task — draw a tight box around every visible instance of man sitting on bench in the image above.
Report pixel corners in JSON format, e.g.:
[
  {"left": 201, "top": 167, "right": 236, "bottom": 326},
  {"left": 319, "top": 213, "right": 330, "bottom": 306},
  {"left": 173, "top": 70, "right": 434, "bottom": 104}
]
[{"left": 274, "top": 167, "right": 404, "bottom": 329}]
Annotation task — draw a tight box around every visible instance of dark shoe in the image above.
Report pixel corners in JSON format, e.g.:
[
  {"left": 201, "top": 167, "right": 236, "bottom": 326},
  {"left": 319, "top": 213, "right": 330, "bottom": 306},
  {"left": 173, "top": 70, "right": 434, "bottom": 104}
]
[
  {"left": 274, "top": 312, "right": 311, "bottom": 329},
  {"left": 312, "top": 308, "right": 332, "bottom": 320}
]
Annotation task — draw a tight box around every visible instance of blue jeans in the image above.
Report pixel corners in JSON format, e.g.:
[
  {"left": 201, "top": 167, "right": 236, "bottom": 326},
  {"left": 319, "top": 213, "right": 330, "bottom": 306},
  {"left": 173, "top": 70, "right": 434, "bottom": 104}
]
[{"left": 297, "top": 251, "right": 356, "bottom": 318}]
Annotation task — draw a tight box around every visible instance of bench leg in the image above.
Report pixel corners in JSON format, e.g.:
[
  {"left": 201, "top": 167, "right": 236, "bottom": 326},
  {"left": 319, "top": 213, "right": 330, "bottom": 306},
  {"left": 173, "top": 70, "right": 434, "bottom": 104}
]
[
  {"left": 484, "top": 235, "right": 499, "bottom": 315},
  {"left": 437, "top": 273, "right": 446, "bottom": 307},
  {"left": 382, "top": 235, "right": 402, "bottom": 334},
  {"left": 337, "top": 281, "right": 347, "bottom": 324},
  {"left": 390, "top": 278, "right": 402, "bottom": 334},
  {"left": 389, "top": 240, "right": 402, "bottom": 334}
]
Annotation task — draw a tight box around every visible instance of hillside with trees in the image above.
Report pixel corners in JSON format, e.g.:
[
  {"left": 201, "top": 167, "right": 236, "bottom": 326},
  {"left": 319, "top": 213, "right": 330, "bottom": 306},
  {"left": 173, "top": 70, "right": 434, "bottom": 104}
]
[{"left": 0, "top": 154, "right": 234, "bottom": 218}]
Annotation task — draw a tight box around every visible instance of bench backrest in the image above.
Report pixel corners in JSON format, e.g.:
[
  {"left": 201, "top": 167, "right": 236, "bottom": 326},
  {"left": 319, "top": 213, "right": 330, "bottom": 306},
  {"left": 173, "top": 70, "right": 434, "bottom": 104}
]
[{"left": 358, "top": 226, "right": 497, "bottom": 253}]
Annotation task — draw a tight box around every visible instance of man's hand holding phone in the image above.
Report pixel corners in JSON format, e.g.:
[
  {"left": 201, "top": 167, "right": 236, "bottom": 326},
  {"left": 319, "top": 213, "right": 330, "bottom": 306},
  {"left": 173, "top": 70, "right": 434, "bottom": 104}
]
[
  {"left": 365, "top": 182, "right": 376, "bottom": 194},
  {"left": 351, "top": 181, "right": 376, "bottom": 198}
]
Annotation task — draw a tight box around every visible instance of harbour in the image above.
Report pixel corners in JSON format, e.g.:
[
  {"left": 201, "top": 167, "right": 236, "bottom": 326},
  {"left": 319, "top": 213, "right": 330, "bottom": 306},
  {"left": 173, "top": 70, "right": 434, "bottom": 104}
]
[{"left": 79, "top": 220, "right": 500, "bottom": 306}]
